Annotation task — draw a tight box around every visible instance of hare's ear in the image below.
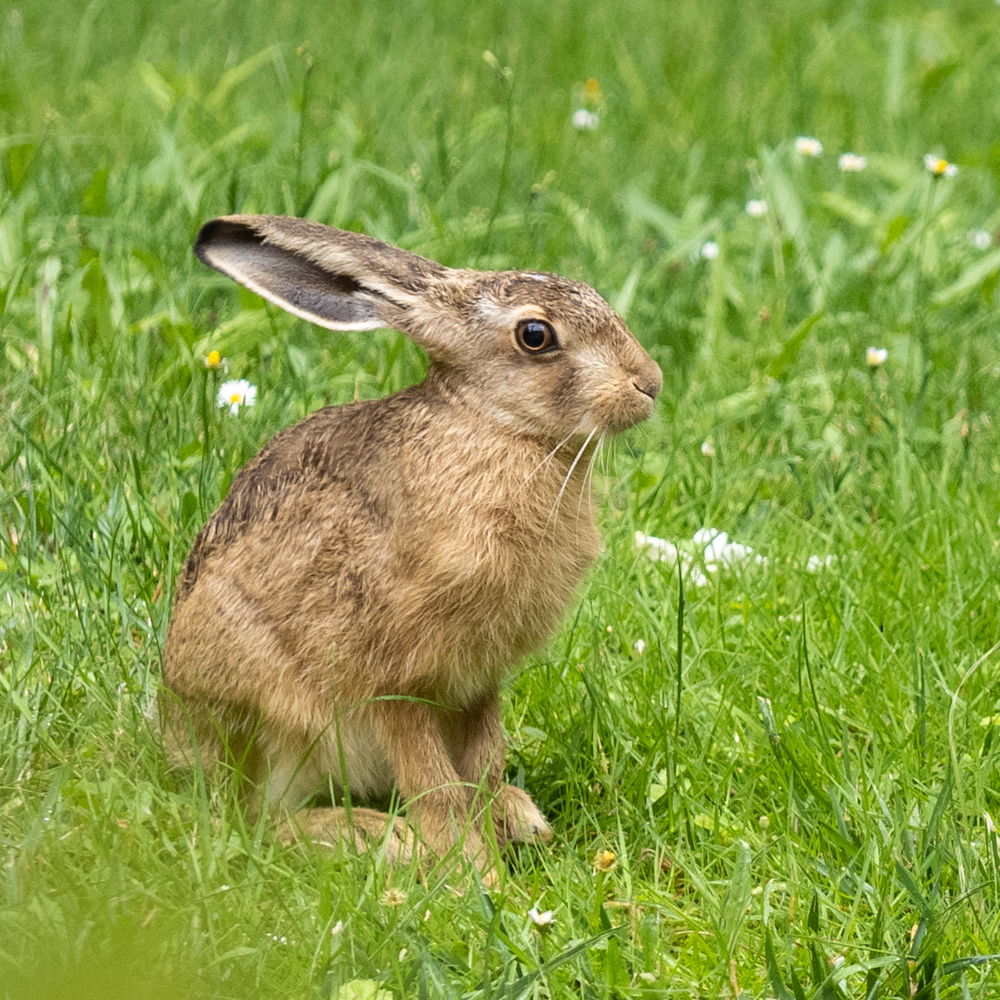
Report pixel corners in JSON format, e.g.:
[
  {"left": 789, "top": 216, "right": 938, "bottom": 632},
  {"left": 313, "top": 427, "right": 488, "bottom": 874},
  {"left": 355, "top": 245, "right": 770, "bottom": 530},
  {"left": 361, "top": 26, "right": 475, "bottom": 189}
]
[{"left": 195, "top": 215, "right": 454, "bottom": 348}]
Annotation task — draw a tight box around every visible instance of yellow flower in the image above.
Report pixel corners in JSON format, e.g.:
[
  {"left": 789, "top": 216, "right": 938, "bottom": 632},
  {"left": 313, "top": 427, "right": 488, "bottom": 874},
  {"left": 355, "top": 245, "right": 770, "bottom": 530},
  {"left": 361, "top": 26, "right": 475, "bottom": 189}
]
[
  {"left": 585, "top": 77, "right": 601, "bottom": 100},
  {"left": 204, "top": 350, "right": 225, "bottom": 370},
  {"left": 594, "top": 849, "right": 617, "bottom": 873}
]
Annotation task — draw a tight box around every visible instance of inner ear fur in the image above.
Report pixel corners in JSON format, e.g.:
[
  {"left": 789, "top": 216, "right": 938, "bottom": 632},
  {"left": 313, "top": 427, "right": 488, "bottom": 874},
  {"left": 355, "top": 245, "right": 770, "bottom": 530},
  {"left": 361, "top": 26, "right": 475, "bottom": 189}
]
[{"left": 194, "top": 215, "right": 448, "bottom": 334}]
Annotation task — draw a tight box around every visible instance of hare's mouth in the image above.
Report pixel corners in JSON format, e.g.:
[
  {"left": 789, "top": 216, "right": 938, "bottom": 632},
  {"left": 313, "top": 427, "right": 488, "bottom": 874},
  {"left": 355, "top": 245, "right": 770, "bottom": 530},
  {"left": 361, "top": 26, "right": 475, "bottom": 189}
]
[{"left": 633, "top": 380, "right": 658, "bottom": 402}]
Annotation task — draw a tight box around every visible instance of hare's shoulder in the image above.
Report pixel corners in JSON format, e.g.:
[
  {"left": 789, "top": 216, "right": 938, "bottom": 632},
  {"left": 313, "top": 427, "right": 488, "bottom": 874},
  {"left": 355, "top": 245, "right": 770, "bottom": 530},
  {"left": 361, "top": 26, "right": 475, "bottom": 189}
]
[{"left": 175, "top": 399, "right": 394, "bottom": 600}]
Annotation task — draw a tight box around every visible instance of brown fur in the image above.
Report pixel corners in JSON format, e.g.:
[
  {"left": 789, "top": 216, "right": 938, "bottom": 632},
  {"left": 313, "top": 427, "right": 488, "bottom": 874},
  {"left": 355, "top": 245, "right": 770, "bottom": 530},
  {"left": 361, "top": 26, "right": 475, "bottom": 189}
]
[{"left": 161, "top": 215, "right": 662, "bottom": 874}]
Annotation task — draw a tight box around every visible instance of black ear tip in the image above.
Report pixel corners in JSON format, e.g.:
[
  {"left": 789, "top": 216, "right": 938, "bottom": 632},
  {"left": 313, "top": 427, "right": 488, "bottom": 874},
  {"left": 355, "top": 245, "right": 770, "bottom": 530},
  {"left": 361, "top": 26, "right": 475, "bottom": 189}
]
[{"left": 194, "top": 217, "right": 263, "bottom": 265}]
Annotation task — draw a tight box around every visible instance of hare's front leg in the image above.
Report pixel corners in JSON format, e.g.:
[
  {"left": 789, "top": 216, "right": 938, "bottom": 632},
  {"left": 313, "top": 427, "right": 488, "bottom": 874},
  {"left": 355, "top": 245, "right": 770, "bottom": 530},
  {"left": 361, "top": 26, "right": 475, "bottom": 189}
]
[
  {"left": 446, "top": 688, "right": 553, "bottom": 846},
  {"left": 374, "top": 699, "right": 491, "bottom": 870}
]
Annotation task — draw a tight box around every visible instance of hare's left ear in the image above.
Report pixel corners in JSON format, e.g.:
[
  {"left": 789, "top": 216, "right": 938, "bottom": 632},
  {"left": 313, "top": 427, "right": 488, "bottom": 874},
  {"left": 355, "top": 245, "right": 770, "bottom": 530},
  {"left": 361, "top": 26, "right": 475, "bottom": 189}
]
[{"left": 194, "top": 215, "right": 461, "bottom": 356}]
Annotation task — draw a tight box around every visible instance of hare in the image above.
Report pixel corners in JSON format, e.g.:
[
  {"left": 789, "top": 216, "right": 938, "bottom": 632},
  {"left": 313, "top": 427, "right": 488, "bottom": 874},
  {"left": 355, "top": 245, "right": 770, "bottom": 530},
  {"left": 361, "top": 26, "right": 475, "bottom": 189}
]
[{"left": 161, "top": 215, "right": 661, "bottom": 876}]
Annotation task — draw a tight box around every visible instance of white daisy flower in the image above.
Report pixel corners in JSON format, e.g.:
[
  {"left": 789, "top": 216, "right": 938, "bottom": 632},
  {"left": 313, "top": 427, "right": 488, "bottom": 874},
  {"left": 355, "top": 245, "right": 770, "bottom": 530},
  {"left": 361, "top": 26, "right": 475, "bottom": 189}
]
[
  {"left": 837, "top": 153, "right": 868, "bottom": 172},
  {"left": 866, "top": 346, "right": 888, "bottom": 368},
  {"left": 924, "top": 154, "right": 957, "bottom": 178},
  {"left": 571, "top": 109, "right": 599, "bottom": 130},
  {"left": 700, "top": 240, "right": 720, "bottom": 260},
  {"left": 528, "top": 905, "right": 555, "bottom": 927},
  {"left": 701, "top": 439, "right": 716, "bottom": 457},
  {"left": 794, "top": 136, "right": 823, "bottom": 157},
  {"left": 217, "top": 379, "right": 257, "bottom": 414},
  {"left": 969, "top": 230, "right": 992, "bottom": 250},
  {"left": 746, "top": 199, "right": 768, "bottom": 217}
]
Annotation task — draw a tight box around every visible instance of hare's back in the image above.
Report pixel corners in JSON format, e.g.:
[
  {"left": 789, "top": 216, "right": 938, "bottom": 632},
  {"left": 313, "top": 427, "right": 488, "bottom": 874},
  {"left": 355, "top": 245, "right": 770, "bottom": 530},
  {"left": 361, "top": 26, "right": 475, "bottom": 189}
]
[{"left": 174, "top": 395, "right": 416, "bottom": 605}]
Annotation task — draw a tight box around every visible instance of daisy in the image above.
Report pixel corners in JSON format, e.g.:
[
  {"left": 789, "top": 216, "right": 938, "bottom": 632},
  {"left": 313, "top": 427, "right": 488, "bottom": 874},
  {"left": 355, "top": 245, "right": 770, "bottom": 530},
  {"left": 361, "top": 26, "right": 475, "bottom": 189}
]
[
  {"left": 217, "top": 379, "right": 257, "bottom": 415},
  {"left": 866, "top": 346, "right": 888, "bottom": 368},
  {"left": 794, "top": 136, "right": 823, "bottom": 157},
  {"left": 528, "top": 905, "right": 555, "bottom": 927},
  {"left": 746, "top": 199, "right": 768, "bottom": 218},
  {"left": 837, "top": 153, "right": 867, "bottom": 172},
  {"left": 924, "top": 154, "right": 957, "bottom": 178}
]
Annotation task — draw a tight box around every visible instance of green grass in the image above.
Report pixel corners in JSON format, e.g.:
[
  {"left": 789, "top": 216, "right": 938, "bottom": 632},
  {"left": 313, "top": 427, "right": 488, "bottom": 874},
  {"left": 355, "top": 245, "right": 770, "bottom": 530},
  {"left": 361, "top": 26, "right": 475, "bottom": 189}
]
[{"left": 2, "top": 0, "right": 1000, "bottom": 996}]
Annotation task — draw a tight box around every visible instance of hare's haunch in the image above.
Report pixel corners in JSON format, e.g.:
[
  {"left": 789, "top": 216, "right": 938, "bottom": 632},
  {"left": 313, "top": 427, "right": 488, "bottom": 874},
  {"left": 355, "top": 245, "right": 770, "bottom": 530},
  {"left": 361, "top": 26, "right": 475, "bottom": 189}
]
[{"left": 161, "top": 216, "right": 662, "bottom": 874}]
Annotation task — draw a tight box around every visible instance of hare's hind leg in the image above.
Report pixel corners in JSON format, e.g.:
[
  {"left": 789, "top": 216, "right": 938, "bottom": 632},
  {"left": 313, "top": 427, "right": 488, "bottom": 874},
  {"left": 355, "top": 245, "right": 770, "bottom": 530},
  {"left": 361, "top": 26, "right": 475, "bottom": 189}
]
[
  {"left": 446, "top": 689, "right": 553, "bottom": 846},
  {"left": 276, "top": 807, "right": 417, "bottom": 862}
]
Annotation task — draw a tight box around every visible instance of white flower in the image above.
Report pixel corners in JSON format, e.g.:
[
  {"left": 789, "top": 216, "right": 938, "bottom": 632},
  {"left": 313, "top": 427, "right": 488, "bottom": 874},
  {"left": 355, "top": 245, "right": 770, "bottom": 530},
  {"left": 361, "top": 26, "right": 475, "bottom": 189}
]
[
  {"left": 571, "top": 108, "right": 599, "bottom": 130},
  {"left": 331, "top": 920, "right": 344, "bottom": 936},
  {"left": 634, "top": 639, "right": 646, "bottom": 655},
  {"left": 700, "top": 240, "right": 720, "bottom": 260},
  {"left": 746, "top": 199, "right": 768, "bottom": 217},
  {"left": 970, "top": 230, "right": 992, "bottom": 250},
  {"left": 837, "top": 152, "right": 867, "bottom": 172},
  {"left": 794, "top": 136, "right": 823, "bottom": 157},
  {"left": 701, "top": 439, "right": 716, "bottom": 458},
  {"left": 217, "top": 379, "right": 257, "bottom": 414},
  {"left": 635, "top": 531, "right": 710, "bottom": 586},
  {"left": 528, "top": 905, "right": 555, "bottom": 927},
  {"left": 866, "top": 346, "right": 888, "bottom": 368},
  {"left": 694, "top": 527, "right": 768, "bottom": 569},
  {"left": 806, "top": 554, "right": 838, "bottom": 572},
  {"left": 924, "top": 153, "right": 958, "bottom": 178}
]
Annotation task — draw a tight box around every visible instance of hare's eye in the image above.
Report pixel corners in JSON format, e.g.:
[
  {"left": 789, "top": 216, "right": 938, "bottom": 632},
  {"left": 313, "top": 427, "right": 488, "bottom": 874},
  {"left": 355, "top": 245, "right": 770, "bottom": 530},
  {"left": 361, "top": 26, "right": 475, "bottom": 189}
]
[{"left": 516, "top": 319, "right": 557, "bottom": 354}]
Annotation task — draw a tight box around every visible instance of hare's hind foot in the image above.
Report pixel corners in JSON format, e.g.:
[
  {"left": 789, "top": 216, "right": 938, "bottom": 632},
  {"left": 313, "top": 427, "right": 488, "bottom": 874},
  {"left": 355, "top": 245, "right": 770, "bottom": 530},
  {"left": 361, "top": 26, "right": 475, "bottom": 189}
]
[
  {"left": 277, "top": 807, "right": 418, "bottom": 863},
  {"left": 497, "top": 785, "right": 553, "bottom": 844}
]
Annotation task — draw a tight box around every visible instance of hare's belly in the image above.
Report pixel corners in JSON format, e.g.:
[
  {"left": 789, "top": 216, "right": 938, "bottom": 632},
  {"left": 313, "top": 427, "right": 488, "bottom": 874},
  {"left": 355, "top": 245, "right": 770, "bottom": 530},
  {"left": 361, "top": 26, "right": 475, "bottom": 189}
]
[{"left": 314, "top": 715, "right": 395, "bottom": 800}]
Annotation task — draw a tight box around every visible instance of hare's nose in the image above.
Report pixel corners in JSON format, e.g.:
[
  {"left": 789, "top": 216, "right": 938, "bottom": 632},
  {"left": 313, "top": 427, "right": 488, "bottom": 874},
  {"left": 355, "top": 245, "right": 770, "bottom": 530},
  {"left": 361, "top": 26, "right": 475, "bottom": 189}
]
[{"left": 632, "top": 362, "right": 662, "bottom": 402}]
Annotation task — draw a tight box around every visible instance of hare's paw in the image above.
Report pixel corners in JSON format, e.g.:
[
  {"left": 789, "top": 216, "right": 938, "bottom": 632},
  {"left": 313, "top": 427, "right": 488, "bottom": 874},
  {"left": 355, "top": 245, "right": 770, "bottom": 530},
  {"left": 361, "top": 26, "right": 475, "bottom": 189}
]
[
  {"left": 277, "top": 807, "right": 418, "bottom": 863},
  {"left": 499, "top": 785, "right": 553, "bottom": 843}
]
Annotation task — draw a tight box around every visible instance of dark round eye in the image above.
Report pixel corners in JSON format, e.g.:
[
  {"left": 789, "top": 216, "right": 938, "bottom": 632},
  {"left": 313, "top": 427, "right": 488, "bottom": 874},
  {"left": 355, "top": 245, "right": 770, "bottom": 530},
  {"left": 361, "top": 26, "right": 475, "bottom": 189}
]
[{"left": 515, "top": 319, "right": 556, "bottom": 354}]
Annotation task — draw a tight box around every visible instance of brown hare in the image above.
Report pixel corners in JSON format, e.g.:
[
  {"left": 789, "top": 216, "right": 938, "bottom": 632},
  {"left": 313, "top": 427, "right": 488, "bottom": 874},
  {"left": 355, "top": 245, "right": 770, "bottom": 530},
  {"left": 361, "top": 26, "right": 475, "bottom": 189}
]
[{"left": 161, "top": 215, "right": 661, "bottom": 877}]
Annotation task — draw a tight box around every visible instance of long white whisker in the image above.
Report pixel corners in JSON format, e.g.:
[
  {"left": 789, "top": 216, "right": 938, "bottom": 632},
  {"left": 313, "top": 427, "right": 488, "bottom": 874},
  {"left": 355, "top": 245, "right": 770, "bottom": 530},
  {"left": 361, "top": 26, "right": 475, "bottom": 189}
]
[
  {"left": 546, "top": 426, "right": 597, "bottom": 530},
  {"left": 514, "top": 422, "right": 583, "bottom": 498},
  {"left": 576, "top": 431, "right": 605, "bottom": 523}
]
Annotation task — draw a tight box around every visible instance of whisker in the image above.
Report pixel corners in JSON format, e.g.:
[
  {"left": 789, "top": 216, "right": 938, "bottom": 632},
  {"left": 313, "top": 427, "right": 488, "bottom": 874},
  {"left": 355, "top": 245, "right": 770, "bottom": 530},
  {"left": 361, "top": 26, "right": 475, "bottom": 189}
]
[
  {"left": 576, "top": 430, "right": 605, "bottom": 523},
  {"left": 513, "top": 422, "right": 584, "bottom": 498},
  {"left": 546, "top": 427, "right": 597, "bottom": 531}
]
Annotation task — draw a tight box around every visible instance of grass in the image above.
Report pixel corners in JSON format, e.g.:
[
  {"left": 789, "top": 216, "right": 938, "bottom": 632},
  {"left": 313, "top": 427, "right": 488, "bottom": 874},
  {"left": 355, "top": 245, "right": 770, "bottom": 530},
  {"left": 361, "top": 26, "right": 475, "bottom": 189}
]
[{"left": 2, "top": 0, "right": 1000, "bottom": 996}]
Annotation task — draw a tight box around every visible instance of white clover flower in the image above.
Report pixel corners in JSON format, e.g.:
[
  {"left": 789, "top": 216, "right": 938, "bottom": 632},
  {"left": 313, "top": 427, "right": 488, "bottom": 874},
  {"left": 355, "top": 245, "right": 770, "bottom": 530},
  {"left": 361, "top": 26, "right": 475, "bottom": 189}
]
[
  {"left": 571, "top": 108, "right": 599, "bottom": 130},
  {"left": 701, "top": 439, "right": 716, "bottom": 458},
  {"left": 528, "top": 905, "right": 555, "bottom": 927},
  {"left": 866, "top": 346, "right": 888, "bottom": 368},
  {"left": 924, "top": 154, "right": 958, "bottom": 178},
  {"left": 970, "top": 230, "right": 992, "bottom": 250},
  {"left": 794, "top": 136, "right": 823, "bottom": 157},
  {"left": 837, "top": 152, "right": 868, "bottom": 173},
  {"left": 700, "top": 240, "right": 720, "bottom": 260},
  {"left": 746, "top": 199, "right": 768, "bottom": 217},
  {"left": 217, "top": 379, "right": 257, "bottom": 414}
]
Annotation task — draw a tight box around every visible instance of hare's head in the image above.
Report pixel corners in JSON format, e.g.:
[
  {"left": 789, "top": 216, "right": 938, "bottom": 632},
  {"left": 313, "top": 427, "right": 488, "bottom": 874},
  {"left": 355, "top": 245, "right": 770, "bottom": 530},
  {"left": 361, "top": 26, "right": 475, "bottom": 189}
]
[{"left": 196, "top": 216, "right": 661, "bottom": 442}]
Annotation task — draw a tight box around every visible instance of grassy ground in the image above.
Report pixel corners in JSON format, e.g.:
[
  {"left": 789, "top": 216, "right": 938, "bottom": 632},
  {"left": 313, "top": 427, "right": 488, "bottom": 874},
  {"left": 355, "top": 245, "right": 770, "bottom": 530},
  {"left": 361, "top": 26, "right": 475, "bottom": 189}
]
[{"left": 2, "top": 0, "right": 1000, "bottom": 996}]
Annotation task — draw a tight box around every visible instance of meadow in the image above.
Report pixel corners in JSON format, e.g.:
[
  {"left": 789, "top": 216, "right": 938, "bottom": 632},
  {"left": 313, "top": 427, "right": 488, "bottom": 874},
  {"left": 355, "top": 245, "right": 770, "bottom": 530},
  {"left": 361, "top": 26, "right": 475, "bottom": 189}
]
[{"left": 2, "top": 0, "right": 1000, "bottom": 996}]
